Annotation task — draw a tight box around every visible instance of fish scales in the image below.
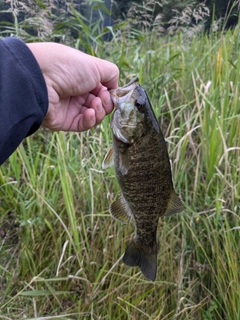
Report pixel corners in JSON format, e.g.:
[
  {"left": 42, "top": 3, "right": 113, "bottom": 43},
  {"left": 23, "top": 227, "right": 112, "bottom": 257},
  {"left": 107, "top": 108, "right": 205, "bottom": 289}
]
[
  {"left": 115, "top": 126, "right": 172, "bottom": 247},
  {"left": 102, "top": 77, "right": 185, "bottom": 281}
]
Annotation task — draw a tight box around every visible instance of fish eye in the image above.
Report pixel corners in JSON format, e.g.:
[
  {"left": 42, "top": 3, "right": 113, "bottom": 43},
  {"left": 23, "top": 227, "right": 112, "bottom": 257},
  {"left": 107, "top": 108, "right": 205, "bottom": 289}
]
[
  {"left": 134, "top": 98, "right": 145, "bottom": 113},
  {"left": 135, "top": 101, "right": 142, "bottom": 108}
]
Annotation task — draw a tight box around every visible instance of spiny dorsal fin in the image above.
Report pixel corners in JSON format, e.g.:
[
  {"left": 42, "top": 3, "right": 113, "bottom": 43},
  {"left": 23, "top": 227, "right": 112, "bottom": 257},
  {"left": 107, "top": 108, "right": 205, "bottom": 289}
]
[
  {"left": 102, "top": 147, "right": 114, "bottom": 169},
  {"left": 165, "top": 191, "right": 185, "bottom": 216},
  {"left": 110, "top": 195, "right": 132, "bottom": 224}
]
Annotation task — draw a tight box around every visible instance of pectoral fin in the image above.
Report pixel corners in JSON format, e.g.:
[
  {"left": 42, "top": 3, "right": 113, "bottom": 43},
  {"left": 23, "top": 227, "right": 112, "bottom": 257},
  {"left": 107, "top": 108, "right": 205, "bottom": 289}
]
[
  {"left": 102, "top": 147, "right": 114, "bottom": 169},
  {"left": 165, "top": 191, "right": 185, "bottom": 216},
  {"left": 110, "top": 195, "right": 132, "bottom": 224},
  {"left": 119, "top": 150, "right": 129, "bottom": 175}
]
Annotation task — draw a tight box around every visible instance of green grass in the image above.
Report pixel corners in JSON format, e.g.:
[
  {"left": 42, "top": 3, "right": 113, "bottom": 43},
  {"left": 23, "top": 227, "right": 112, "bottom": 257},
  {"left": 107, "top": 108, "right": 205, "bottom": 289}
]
[{"left": 1, "top": 19, "right": 240, "bottom": 320}]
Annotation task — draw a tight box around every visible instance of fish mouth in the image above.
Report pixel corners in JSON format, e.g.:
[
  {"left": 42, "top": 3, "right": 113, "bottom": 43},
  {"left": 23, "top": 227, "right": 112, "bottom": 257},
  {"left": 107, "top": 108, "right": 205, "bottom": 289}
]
[
  {"left": 121, "top": 77, "right": 139, "bottom": 88},
  {"left": 110, "top": 77, "right": 139, "bottom": 108}
]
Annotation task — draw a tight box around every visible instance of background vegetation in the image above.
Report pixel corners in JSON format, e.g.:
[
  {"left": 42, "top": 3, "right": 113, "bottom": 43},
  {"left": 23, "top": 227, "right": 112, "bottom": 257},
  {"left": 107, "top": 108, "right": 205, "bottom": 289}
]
[{"left": 0, "top": 0, "right": 239, "bottom": 319}]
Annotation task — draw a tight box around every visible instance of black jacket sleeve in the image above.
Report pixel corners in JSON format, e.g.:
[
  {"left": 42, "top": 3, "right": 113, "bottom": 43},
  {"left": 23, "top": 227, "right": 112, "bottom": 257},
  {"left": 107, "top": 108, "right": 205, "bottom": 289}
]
[{"left": 0, "top": 37, "right": 48, "bottom": 165}]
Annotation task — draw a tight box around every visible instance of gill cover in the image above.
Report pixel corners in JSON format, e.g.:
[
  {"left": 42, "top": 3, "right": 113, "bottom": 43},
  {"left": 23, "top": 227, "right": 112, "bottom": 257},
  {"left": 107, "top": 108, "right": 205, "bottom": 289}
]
[{"left": 135, "top": 84, "right": 160, "bottom": 134}]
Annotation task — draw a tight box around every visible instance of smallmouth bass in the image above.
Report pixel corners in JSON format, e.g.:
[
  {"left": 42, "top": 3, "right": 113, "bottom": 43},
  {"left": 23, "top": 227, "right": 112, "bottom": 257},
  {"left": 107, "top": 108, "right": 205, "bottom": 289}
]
[{"left": 102, "top": 78, "right": 184, "bottom": 281}]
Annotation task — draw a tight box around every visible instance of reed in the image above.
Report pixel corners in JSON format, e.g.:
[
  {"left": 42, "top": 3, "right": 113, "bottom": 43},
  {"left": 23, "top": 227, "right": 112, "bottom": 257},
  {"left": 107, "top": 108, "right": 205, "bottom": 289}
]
[{"left": 0, "top": 1, "right": 239, "bottom": 319}]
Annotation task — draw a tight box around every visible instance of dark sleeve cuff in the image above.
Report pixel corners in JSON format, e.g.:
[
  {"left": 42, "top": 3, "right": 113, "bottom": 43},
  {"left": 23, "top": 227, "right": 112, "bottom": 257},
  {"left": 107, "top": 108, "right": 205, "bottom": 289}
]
[{"left": 0, "top": 37, "right": 48, "bottom": 165}]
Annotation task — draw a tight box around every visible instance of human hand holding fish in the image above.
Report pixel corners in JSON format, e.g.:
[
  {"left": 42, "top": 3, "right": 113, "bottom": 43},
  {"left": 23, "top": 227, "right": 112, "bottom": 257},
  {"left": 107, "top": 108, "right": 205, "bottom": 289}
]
[
  {"left": 102, "top": 78, "right": 185, "bottom": 281},
  {"left": 27, "top": 42, "right": 119, "bottom": 132}
]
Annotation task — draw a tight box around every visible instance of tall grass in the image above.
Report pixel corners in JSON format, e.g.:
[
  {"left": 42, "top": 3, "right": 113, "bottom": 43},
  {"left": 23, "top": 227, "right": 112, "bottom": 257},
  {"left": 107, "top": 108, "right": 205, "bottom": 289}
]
[{"left": 0, "top": 2, "right": 240, "bottom": 319}]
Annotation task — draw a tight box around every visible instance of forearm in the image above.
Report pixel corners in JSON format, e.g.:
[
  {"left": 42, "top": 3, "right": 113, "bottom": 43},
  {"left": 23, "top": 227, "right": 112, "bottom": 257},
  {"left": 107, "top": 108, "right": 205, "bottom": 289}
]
[{"left": 0, "top": 37, "right": 48, "bottom": 165}]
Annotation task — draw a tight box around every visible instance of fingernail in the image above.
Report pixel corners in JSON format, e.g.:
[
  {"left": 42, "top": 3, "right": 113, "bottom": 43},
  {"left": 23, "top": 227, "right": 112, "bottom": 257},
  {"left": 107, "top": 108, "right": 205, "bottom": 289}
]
[
  {"left": 103, "top": 97, "right": 111, "bottom": 106},
  {"left": 97, "top": 104, "right": 103, "bottom": 112}
]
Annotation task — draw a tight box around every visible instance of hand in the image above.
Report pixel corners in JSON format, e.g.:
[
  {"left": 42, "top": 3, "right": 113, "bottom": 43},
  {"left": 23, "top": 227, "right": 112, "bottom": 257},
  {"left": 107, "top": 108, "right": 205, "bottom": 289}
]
[{"left": 27, "top": 43, "right": 119, "bottom": 132}]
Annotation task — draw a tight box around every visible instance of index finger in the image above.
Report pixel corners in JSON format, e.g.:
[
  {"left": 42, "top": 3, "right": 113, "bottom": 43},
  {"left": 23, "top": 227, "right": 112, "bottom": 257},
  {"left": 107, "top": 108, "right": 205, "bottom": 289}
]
[
  {"left": 94, "top": 58, "right": 119, "bottom": 90},
  {"left": 91, "top": 84, "right": 114, "bottom": 115}
]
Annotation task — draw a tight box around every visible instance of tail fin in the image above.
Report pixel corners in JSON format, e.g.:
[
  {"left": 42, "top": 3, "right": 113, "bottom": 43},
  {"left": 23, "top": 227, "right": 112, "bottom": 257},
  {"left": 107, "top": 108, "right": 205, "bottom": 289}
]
[{"left": 123, "top": 240, "right": 157, "bottom": 281}]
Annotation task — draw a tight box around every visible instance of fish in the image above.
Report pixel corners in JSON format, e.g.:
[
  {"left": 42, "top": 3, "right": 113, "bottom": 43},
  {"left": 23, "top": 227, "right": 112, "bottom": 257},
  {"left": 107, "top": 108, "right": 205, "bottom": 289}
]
[{"left": 102, "top": 77, "right": 184, "bottom": 281}]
